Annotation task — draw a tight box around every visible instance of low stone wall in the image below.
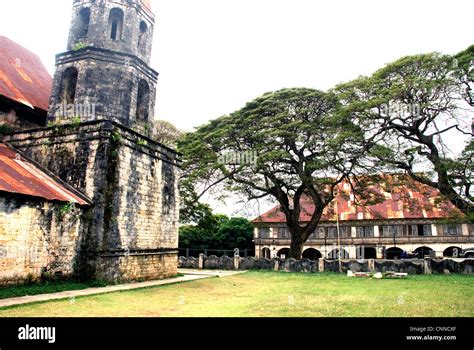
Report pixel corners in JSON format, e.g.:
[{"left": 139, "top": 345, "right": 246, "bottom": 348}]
[
  {"left": 375, "top": 259, "right": 424, "bottom": 274},
  {"left": 178, "top": 256, "right": 198, "bottom": 269},
  {"left": 178, "top": 254, "right": 474, "bottom": 275},
  {"left": 428, "top": 258, "right": 474, "bottom": 274},
  {"left": 96, "top": 251, "right": 178, "bottom": 283}
]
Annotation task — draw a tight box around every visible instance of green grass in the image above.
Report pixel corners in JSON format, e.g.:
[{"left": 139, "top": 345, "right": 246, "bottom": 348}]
[
  {"left": 0, "top": 279, "right": 108, "bottom": 300},
  {"left": 0, "top": 271, "right": 473, "bottom": 317},
  {"left": 0, "top": 273, "right": 185, "bottom": 300}
]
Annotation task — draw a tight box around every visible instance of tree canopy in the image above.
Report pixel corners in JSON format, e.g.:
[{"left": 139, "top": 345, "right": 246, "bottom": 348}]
[
  {"left": 178, "top": 45, "right": 474, "bottom": 259},
  {"left": 335, "top": 50, "right": 474, "bottom": 220},
  {"left": 179, "top": 88, "right": 373, "bottom": 258},
  {"left": 179, "top": 213, "right": 254, "bottom": 251},
  {"left": 152, "top": 120, "right": 183, "bottom": 148}
]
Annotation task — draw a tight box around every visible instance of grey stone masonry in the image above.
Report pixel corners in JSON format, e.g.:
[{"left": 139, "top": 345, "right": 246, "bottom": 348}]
[
  {"left": 49, "top": 0, "right": 158, "bottom": 133},
  {"left": 68, "top": 0, "right": 154, "bottom": 63},
  {"left": 5, "top": 120, "right": 180, "bottom": 282},
  {"left": 48, "top": 48, "right": 158, "bottom": 132},
  {"left": 0, "top": 0, "right": 180, "bottom": 284}
]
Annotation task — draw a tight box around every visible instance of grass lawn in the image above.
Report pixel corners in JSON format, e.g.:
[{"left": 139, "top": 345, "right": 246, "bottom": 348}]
[
  {"left": 0, "top": 280, "right": 108, "bottom": 300},
  {"left": 0, "top": 271, "right": 472, "bottom": 317}
]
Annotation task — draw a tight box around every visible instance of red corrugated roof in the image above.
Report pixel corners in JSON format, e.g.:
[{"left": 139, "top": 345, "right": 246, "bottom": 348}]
[
  {"left": 0, "top": 143, "right": 89, "bottom": 205},
  {"left": 0, "top": 36, "right": 52, "bottom": 111},
  {"left": 252, "top": 175, "right": 462, "bottom": 223}
]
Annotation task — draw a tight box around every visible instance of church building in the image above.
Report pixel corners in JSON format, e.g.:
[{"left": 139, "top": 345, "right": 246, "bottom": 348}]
[{"left": 0, "top": 0, "right": 180, "bottom": 283}]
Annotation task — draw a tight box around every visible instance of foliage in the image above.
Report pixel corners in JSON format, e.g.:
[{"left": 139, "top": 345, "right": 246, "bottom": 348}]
[
  {"left": 179, "top": 88, "right": 373, "bottom": 258},
  {"left": 179, "top": 212, "right": 253, "bottom": 250},
  {"left": 0, "top": 124, "right": 14, "bottom": 135},
  {"left": 453, "top": 44, "right": 474, "bottom": 107},
  {"left": 71, "top": 116, "right": 82, "bottom": 127},
  {"left": 215, "top": 217, "right": 254, "bottom": 250},
  {"left": 0, "top": 279, "right": 108, "bottom": 300},
  {"left": 72, "top": 42, "right": 87, "bottom": 51},
  {"left": 179, "top": 46, "right": 474, "bottom": 257},
  {"left": 111, "top": 131, "right": 122, "bottom": 144},
  {"left": 58, "top": 202, "right": 75, "bottom": 221},
  {"left": 137, "top": 139, "right": 148, "bottom": 146},
  {"left": 335, "top": 48, "right": 474, "bottom": 219},
  {"left": 153, "top": 120, "right": 183, "bottom": 148}
]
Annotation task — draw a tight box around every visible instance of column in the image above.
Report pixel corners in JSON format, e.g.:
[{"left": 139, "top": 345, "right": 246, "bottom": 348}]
[
  {"left": 373, "top": 225, "right": 380, "bottom": 237},
  {"left": 431, "top": 224, "right": 438, "bottom": 236},
  {"left": 462, "top": 224, "right": 469, "bottom": 236}
]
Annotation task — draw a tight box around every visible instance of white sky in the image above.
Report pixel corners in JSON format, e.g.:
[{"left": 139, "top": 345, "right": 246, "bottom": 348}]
[
  {"left": 0, "top": 0, "right": 473, "bottom": 216},
  {"left": 1, "top": 0, "right": 472, "bottom": 132}
]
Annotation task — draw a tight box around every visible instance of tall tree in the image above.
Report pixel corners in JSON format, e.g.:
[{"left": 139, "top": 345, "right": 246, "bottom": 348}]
[
  {"left": 336, "top": 50, "right": 474, "bottom": 220},
  {"left": 454, "top": 45, "right": 474, "bottom": 107},
  {"left": 152, "top": 120, "right": 183, "bottom": 148},
  {"left": 179, "top": 88, "right": 369, "bottom": 258}
]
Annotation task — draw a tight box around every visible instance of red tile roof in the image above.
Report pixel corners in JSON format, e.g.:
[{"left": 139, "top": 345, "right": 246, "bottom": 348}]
[
  {"left": 0, "top": 36, "right": 52, "bottom": 111},
  {"left": 0, "top": 143, "right": 90, "bottom": 205},
  {"left": 252, "top": 175, "right": 462, "bottom": 223}
]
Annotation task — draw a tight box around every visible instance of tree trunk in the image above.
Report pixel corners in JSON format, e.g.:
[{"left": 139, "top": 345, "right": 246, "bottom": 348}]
[{"left": 288, "top": 235, "right": 304, "bottom": 259}]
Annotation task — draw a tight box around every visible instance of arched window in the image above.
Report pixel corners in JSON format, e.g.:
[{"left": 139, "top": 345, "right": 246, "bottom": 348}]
[
  {"left": 261, "top": 248, "right": 271, "bottom": 259},
  {"left": 328, "top": 248, "right": 349, "bottom": 260},
  {"left": 59, "top": 67, "right": 79, "bottom": 105},
  {"left": 78, "top": 8, "right": 91, "bottom": 38},
  {"left": 109, "top": 8, "right": 124, "bottom": 41},
  {"left": 136, "top": 80, "right": 150, "bottom": 120},
  {"left": 138, "top": 21, "right": 148, "bottom": 52},
  {"left": 414, "top": 246, "right": 435, "bottom": 258}
]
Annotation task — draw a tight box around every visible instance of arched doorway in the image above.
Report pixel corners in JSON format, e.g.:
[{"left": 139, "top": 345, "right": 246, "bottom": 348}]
[
  {"left": 277, "top": 248, "right": 290, "bottom": 259},
  {"left": 414, "top": 246, "right": 435, "bottom": 258},
  {"left": 386, "top": 247, "right": 403, "bottom": 259},
  {"left": 356, "top": 246, "right": 377, "bottom": 259},
  {"left": 261, "top": 247, "right": 271, "bottom": 259},
  {"left": 327, "top": 248, "right": 349, "bottom": 260},
  {"left": 302, "top": 248, "right": 322, "bottom": 260}
]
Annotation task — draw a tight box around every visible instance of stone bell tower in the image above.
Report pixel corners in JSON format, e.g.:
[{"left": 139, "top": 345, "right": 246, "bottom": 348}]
[
  {"left": 8, "top": 0, "right": 180, "bottom": 282},
  {"left": 48, "top": 0, "right": 157, "bottom": 132}
]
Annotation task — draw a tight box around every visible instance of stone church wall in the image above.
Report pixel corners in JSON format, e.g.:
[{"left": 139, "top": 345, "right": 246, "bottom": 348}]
[
  {"left": 0, "top": 194, "right": 83, "bottom": 284},
  {"left": 5, "top": 120, "right": 180, "bottom": 282}
]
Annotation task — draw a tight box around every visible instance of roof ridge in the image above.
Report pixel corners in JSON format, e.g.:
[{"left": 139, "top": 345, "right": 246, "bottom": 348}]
[{"left": 251, "top": 175, "right": 463, "bottom": 223}]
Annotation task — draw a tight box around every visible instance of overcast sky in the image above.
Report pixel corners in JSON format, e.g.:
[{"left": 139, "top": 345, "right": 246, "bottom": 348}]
[
  {"left": 0, "top": 0, "right": 472, "bottom": 216},
  {"left": 1, "top": 0, "right": 472, "bottom": 132}
]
